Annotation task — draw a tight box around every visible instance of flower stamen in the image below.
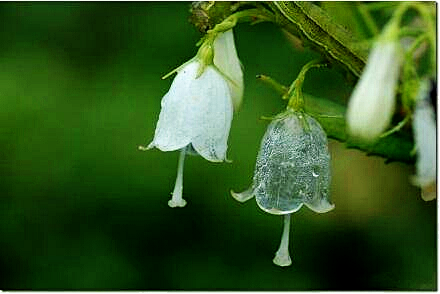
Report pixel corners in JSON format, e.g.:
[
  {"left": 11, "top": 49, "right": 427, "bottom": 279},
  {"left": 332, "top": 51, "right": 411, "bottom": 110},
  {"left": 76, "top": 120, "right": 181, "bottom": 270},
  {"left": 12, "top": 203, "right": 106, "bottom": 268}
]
[{"left": 273, "top": 214, "right": 292, "bottom": 267}]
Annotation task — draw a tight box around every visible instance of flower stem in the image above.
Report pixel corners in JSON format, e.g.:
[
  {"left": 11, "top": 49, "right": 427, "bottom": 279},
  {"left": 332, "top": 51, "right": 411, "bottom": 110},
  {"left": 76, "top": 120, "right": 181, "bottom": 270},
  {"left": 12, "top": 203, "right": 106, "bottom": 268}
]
[
  {"left": 273, "top": 214, "right": 292, "bottom": 267},
  {"left": 256, "top": 74, "right": 288, "bottom": 96},
  {"left": 168, "top": 148, "right": 187, "bottom": 208},
  {"left": 357, "top": 3, "right": 380, "bottom": 37},
  {"left": 286, "top": 59, "right": 327, "bottom": 112},
  {"left": 208, "top": 8, "right": 274, "bottom": 35}
]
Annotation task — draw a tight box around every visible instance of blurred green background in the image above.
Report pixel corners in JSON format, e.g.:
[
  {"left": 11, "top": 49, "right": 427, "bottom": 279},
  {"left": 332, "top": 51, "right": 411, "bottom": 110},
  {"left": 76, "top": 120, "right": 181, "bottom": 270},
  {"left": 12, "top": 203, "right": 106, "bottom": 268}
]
[{"left": 0, "top": 2, "right": 436, "bottom": 290}]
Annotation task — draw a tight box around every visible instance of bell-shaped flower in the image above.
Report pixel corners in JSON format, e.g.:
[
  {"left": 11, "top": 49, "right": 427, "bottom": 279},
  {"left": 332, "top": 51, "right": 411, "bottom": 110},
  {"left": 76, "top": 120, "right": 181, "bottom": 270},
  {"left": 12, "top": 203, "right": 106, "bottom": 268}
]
[
  {"left": 231, "top": 110, "right": 334, "bottom": 266},
  {"left": 213, "top": 29, "right": 244, "bottom": 110},
  {"left": 411, "top": 79, "right": 436, "bottom": 201},
  {"left": 346, "top": 40, "right": 402, "bottom": 142},
  {"left": 143, "top": 50, "right": 233, "bottom": 207}
]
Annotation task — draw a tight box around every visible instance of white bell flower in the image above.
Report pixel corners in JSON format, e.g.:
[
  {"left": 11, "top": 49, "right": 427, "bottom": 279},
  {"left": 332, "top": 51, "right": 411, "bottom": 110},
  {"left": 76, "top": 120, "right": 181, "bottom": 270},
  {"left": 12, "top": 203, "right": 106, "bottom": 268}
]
[
  {"left": 346, "top": 41, "right": 402, "bottom": 142},
  {"left": 144, "top": 59, "right": 233, "bottom": 208},
  {"left": 231, "top": 110, "right": 334, "bottom": 266},
  {"left": 213, "top": 29, "right": 244, "bottom": 110},
  {"left": 412, "top": 79, "right": 436, "bottom": 201}
]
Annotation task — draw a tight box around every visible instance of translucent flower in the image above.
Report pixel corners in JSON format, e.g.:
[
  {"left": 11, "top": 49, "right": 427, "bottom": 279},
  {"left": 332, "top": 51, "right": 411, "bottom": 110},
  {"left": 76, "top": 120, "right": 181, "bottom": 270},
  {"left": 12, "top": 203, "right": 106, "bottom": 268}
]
[
  {"left": 144, "top": 59, "right": 233, "bottom": 207},
  {"left": 346, "top": 41, "right": 402, "bottom": 142},
  {"left": 412, "top": 79, "right": 436, "bottom": 201},
  {"left": 213, "top": 29, "right": 244, "bottom": 110},
  {"left": 231, "top": 111, "right": 334, "bottom": 266}
]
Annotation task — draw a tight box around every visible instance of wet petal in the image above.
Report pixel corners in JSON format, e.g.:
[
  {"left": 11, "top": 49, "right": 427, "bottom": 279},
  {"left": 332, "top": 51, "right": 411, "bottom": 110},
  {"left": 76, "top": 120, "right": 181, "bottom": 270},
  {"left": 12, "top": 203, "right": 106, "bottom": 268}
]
[
  {"left": 254, "top": 112, "right": 334, "bottom": 214},
  {"left": 304, "top": 197, "right": 335, "bottom": 213},
  {"left": 231, "top": 186, "right": 255, "bottom": 203}
]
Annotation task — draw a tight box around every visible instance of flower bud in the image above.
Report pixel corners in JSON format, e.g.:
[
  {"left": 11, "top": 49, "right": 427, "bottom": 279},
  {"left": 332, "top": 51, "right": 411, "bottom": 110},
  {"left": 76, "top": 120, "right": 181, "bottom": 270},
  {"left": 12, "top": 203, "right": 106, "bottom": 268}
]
[
  {"left": 412, "top": 79, "right": 437, "bottom": 201},
  {"left": 346, "top": 41, "right": 402, "bottom": 142}
]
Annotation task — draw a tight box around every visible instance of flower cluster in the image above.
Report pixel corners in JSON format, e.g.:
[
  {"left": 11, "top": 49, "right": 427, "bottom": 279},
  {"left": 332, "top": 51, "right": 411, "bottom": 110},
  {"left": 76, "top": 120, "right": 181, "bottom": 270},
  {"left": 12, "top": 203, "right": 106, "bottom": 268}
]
[
  {"left": 345, "top": 9, "right": 436, "bottom": 201},
  {"left": 141, "top": 20, "right": 334, "bottom": 266},
  {"left": 140, "top": 2, "right": 436, "bottom": 268}
]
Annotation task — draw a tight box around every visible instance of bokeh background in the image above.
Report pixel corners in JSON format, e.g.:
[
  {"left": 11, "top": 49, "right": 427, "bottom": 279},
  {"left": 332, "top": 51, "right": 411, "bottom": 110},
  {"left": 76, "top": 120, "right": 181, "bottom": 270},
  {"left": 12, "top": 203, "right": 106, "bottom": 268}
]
[{"left": 0, "top": 2, "right": 436, "bottom": 290}]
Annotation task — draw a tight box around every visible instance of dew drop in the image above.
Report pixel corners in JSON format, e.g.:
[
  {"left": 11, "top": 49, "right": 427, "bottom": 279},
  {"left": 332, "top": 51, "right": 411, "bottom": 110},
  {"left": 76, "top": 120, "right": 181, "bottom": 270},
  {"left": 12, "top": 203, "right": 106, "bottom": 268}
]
[{"left": 312, "top": 166, "right": 320, "bottom": 177}]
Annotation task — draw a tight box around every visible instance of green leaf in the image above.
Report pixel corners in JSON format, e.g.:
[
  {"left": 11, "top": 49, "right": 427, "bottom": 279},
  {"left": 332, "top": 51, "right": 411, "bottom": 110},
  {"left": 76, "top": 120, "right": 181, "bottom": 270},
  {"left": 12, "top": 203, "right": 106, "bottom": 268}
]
[{"left": 271, "top": 1, "right": 368, "bottom": 77}]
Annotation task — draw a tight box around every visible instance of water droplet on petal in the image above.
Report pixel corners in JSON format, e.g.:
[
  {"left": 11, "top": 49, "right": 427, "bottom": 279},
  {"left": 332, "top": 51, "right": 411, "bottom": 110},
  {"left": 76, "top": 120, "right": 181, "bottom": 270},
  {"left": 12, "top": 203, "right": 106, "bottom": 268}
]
[
  {"left": 312, "top": 166, "right": 320, "bottom": 177},
  {"left": 252, "top": 111, "right": 334, "bottom": 214}
]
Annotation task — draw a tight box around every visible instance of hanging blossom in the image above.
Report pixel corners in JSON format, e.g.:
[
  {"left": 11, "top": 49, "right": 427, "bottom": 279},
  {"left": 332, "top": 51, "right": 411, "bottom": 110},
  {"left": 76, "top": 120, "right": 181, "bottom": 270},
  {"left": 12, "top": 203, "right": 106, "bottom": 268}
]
[
  {"left": 140, "top": 29, "right": 243, "bottom": 208},
  {"left": 346, "top": 24, "right": 403, "bottom": 142},
  {"left": 411, "top": 79, "right": 437, "bottom": 201},
  {"left": 231, "top": 110, "right": 334, "bottom": 266}
]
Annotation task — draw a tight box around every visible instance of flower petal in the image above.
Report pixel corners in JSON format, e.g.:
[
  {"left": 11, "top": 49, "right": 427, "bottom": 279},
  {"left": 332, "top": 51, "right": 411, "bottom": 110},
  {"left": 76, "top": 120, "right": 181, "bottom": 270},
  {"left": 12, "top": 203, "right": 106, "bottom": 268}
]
[
  {"left": 149, "top": 61, "right": 202, "bottom": 151},
  {"left": 190, "top": 66, "right": 233, "bottom": 162},
  {"left": 304, "top": 197, "right": 335, "bottom": 213},
  {"left": 213, "top": 29, "right": 244, "bottom": 111},
  {"left": 254, "top": 112, "right": 334, "bottom": 215},
  {"left": 230, "top": 186, "right": 255, "bottom": 203}
]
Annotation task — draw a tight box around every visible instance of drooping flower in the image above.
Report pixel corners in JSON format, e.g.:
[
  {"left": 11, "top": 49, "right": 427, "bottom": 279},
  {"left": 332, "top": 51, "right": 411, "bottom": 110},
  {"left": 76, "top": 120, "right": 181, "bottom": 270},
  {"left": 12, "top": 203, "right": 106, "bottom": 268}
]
[
  {"left": 231, "top": 110, "right": 334, "bottom": 266},
  {"left": 142, "top": 42, "right": 234, "bottom": 207},
  {"left": 147, "top": 60, "right": 232, "bottom": 161},
  {"left": 411, "top": 79, "right": 437, "bottom": 201},
  {"left": 213, "top": 29, "right": 244, "bottom": 110},
  {"left": 346, "top": 40, "right": 402, "bottom": 142}
]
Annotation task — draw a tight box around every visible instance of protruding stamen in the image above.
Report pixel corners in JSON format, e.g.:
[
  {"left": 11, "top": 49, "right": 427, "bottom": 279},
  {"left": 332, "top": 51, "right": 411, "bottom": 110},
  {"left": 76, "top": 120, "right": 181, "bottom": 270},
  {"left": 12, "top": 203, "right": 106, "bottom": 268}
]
[
  {"left": 168, "top": 148, "right": 187, "bottom": 208},
  {"left": 273, "top": 214, "right": 292, "bottom": 267}
]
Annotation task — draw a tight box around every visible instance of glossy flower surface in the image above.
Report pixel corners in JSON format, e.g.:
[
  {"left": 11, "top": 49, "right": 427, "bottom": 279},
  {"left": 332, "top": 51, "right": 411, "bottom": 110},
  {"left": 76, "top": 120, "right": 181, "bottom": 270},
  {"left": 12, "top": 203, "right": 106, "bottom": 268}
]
[
  {"left": 232, "top": 111, "right": 334, "bottom": 214},
  {"left": 346, "top": 41, "right": 402, "bottom": 141}
]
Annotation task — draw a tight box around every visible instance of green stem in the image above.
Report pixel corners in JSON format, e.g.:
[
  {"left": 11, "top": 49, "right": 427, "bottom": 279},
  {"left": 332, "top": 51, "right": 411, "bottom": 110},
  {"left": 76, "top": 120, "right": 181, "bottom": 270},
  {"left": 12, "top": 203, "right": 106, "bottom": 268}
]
[
  {"left": 256, "top": 75, "right": 288, "bottom": 96},
  {"left": 379, "top": 2, "right": 411, "bottom": 41},
  {"left": 357, "top": 3, "right": 380, "bottom": 36},
  {"left": 286, "top": 60, "right": 327, "bottom": 111},
  {"left": 407, "top": 3, "right": 436, "bottom": 77},
  {"left": 406, "top": 33, "right": 429, "bottom": 58},
  {"left": 208, "top": 8, "right": 275, "bottom": 35},
  {"left": 399, "top": 26, "right": 427, "bottom": 38},
  {"left": 379, "top": 115, "right": 411, "bottom": 139},
  {"left": 363, "top": 2, "right": 399, "bottom": 11}
]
